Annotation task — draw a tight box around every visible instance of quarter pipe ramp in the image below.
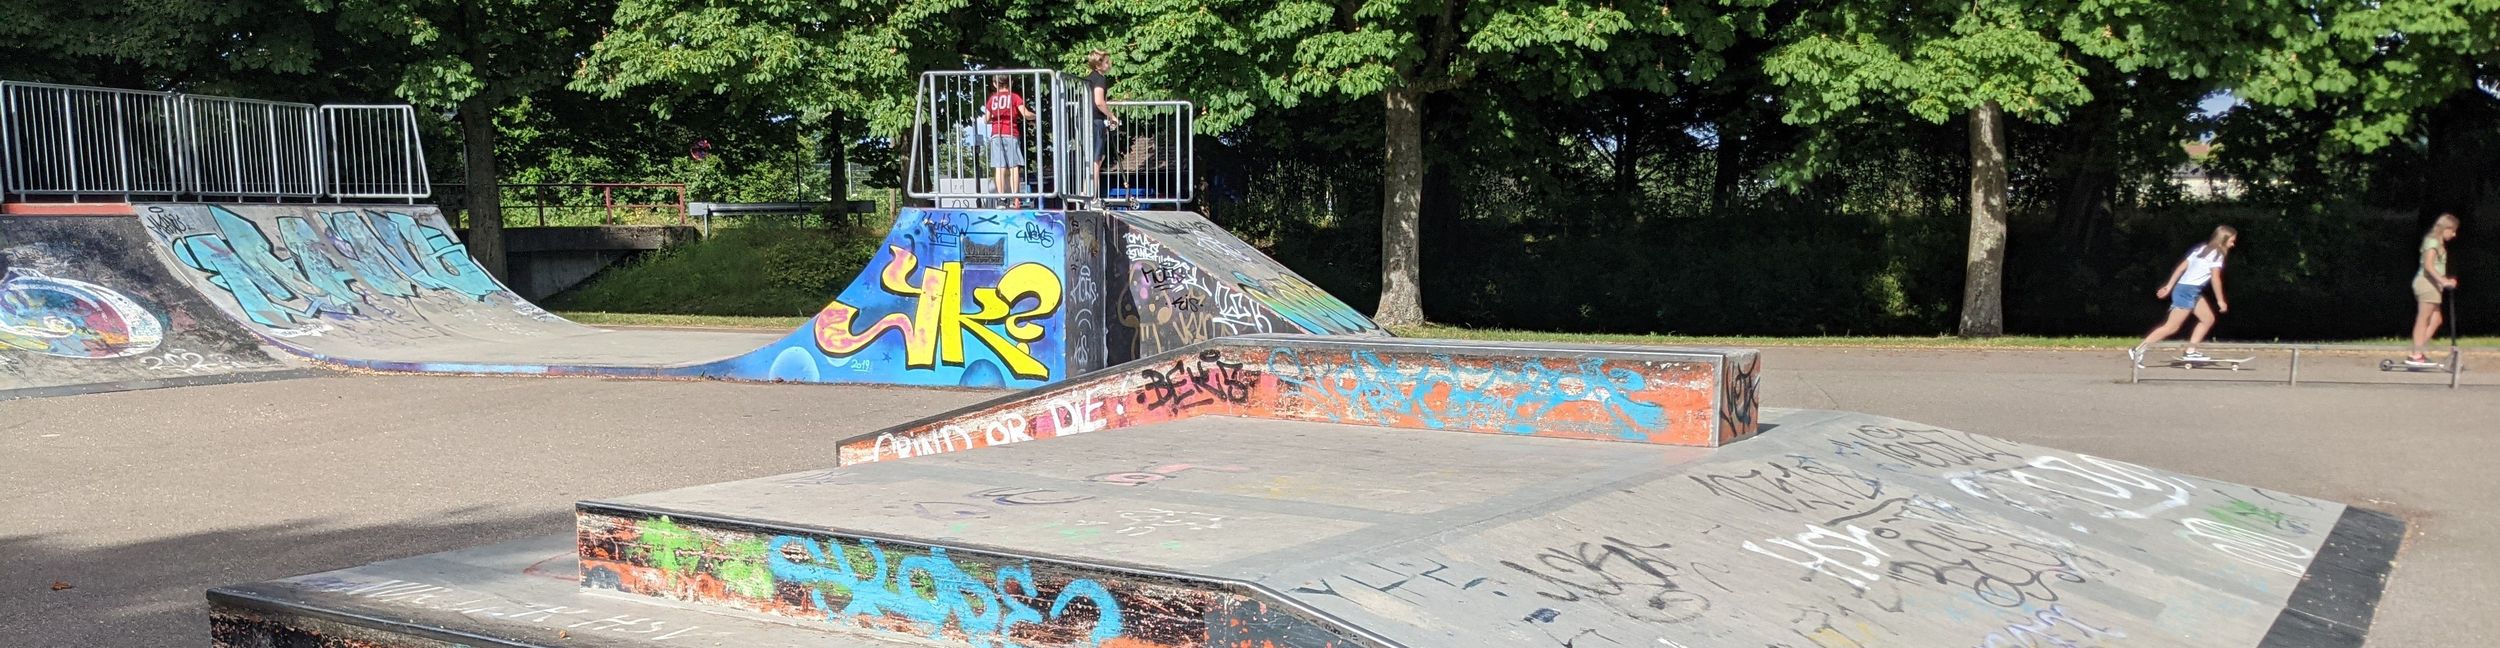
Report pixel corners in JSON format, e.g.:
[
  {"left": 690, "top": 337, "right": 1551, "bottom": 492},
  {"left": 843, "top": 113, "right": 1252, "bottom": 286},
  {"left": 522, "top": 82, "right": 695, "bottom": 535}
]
[
  {"left": 2, "top": 214, "right": 301, "bottom": 397},
  {"left": 133, "top": 203, "right": 1382, "bottom": 389}
]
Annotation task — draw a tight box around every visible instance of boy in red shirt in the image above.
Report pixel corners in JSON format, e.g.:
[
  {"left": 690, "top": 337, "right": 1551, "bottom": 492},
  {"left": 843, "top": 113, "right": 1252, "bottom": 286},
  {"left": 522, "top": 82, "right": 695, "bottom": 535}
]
[{"left": 984, "top": 75, "right": 1037, "bottom": 208}]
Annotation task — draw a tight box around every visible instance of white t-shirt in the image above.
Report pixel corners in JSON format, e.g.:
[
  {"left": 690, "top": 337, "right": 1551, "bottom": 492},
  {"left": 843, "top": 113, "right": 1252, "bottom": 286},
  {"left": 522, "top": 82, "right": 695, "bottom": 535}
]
[{"left": 2178, "top": 244, "right": 2225, "bottom": 286}]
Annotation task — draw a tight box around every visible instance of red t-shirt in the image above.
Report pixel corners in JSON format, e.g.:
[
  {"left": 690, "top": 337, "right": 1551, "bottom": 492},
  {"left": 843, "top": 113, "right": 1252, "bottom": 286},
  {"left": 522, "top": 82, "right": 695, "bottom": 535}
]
[{"left": 986, "top": 91, "right": 1024, "bottom": 137}]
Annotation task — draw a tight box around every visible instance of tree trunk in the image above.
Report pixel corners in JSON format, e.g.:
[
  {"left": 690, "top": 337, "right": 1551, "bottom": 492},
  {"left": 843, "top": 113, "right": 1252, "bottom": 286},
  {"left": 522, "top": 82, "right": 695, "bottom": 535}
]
[
  {"left": 1711, "top": 123, "right": 1744, "bottom": 212},
  {"left": 457, "top": 3, "right": 504, "bottom": 280},
  {"left": 824, "top": 114, "right": 850, "bottom": 204},
  {"left": 458, "top": 92, "right": 506, "bottom": 280},
  {"left": 1959, "top": 101, "right": 2010, "bottom": 337},
  {"left": 821, "top": 114, "right": 851, "bottom": 227},
  {"left": 1374, "top": 86, "right": 1427, "bottom": 327}
]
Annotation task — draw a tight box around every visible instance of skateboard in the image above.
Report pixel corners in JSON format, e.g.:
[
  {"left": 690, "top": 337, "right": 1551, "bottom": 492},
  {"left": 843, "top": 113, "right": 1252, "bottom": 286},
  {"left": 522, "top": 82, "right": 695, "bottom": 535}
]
[
  {"left": 2168, "top": 356, "right": 2255, "bottom": 370},
  {"left": 2378, "top": 358, "right": 2457, "bottom": 373}
]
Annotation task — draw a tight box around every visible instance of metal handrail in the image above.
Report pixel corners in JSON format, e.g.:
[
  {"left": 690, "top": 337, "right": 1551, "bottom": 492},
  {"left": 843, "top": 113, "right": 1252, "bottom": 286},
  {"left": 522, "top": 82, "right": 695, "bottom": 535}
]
[
  {"left": 0, "top": 80, "right": 431, "bottom": 202},
  {"left": 904, "top": 69, "right": 1200, "bottom": 207},
  {"left": 1101, "top": 100, "right": 1194, "bottom": 205}
]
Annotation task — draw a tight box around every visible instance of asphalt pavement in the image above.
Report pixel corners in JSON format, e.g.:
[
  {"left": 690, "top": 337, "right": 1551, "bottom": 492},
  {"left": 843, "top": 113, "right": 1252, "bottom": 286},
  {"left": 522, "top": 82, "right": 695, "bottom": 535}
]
[{"left": 1, "top": 347, "right": 2489, "bottom": 646}]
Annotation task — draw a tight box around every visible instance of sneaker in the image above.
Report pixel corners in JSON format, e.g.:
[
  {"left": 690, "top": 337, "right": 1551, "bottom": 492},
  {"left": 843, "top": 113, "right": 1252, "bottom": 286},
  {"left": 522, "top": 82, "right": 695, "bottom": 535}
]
[
  {"left": 2127, "top": 347, "right": 2145, "bottom": 367},
  {"left": 2181, "top": 351, "right": 2210, "bottom": 361}
]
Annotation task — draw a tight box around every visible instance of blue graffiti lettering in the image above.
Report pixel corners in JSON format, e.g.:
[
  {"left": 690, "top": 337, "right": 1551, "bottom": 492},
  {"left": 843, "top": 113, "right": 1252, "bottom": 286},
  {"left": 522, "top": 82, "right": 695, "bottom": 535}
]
[
  {"left": 1266, "top": 347, "right": 1667, "bottom": 439},
  {"left": 765, "top": 535, "right": 1123, "bottom": 647},
  {"left": 1232, "top": 271, "right": 1376, "bottom": 335}
]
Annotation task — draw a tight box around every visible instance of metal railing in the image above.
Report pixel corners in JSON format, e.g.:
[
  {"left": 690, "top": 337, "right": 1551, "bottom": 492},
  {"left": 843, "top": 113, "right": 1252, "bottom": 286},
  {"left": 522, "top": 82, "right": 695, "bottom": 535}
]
[
  {"left": 1100, "top": 101, "right": 1194, "bottom": 205},
  {"left": 0, "top": 82, "right": 187, "bottom": 197},
  {"left": 182, "top": 94, "right": 322, "bottom": 197},
  {"left": 909, "top": 69, "right": 1067, "bottom": 206},
  {"left": 905, "top": 69, "right": 1196, "bottom": 207},
  {"left": 434, "top": 182, "right": 688, "bottom": 227},
  {"left": 323, "top": 106, "right": 430, "bottom": 199},
  {"left": 0, "top": 80, "right": 431, "bottom": 202}
]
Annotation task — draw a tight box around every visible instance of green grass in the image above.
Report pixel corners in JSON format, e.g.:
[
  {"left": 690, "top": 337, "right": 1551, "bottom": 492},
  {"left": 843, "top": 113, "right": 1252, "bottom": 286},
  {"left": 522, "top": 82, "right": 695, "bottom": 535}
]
[
  {"left": 1400, "top": 324, "right": 2500, "bottom": 350},
  {"left": 546, "top": 313, "right": 2499, "bottom": 350},
  {"left": 545, "top": 222, "right": 880, "bottom": 317},
  {"left": 557, "top": 311, "right": 811, "bottom": 329}
]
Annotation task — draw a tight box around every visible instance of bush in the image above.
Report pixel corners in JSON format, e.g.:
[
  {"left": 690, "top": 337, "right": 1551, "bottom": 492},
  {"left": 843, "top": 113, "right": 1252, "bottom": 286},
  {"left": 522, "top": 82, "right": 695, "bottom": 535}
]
[{"left": 548, "top": 222, "right": 887, "bottom": 316}]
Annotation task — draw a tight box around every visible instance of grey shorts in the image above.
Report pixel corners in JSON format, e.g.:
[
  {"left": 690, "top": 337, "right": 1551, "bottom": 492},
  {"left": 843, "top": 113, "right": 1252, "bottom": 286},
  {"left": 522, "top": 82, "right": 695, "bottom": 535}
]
[{"left": 988, "top": 135, "right": 1025, "bottom": 168}]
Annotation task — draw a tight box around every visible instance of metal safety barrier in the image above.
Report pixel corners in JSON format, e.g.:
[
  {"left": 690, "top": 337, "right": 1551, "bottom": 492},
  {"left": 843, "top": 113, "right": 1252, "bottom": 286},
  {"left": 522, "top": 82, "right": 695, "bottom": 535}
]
[
  {"left": 182, "top": 94, "right": 322, "bottom": 198},
  {"left": 0, "top": 82, "right": 188, "bottom": 197},
  {"left": 323, "top": 106, "right": 431, "bottom": 199},
  {"left": 909, "top": 69, "right": 1068, "bottom": 206},
  {"left": 0, "top": 80, "right": 431, "bottom": 202},
  {"left": 1100, "top": 101, "right": 1193, "bottom": 205},
  {"left": 905, "top": 69, "right": 1195, "bottom": 208}
]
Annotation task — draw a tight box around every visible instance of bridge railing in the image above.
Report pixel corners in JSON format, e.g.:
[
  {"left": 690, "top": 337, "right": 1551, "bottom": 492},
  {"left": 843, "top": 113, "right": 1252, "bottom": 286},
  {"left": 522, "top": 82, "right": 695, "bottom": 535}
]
[{"left": 0, "top": 80, "right": 431, "bottom": 202}]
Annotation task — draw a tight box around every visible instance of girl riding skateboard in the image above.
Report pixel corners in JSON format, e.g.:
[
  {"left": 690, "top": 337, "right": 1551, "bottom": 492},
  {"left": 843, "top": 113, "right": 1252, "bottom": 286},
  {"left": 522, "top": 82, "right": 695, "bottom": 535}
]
[{"left": 2131, "top": 225, "right": 2236, "bottom": 366}]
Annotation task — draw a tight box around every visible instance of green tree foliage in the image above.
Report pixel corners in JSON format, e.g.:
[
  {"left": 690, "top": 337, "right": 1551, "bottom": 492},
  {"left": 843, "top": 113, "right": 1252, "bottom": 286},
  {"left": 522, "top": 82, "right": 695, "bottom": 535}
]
[
  {"left": 1104, "top": 0, "right": 1741, "bottom": 326},
  {"left": 313, "top": 0, "right": 613, "bottom": 278}
]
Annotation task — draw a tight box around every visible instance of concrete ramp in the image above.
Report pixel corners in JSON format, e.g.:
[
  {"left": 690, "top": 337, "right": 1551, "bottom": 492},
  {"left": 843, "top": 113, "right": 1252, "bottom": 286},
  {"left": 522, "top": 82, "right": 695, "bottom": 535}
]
[
  {"left": 210, "top": 408, "right": 2398, "bottom": 647},
  {"left": 206, "top": 338, "right": 2397, "bottom": 647},
  {"left": 562, "top": 409, "right": 2394, "bottom": 647},
  {"left": 136, "top": 204, "right": 1383, "bottom": 389},
  {"left": 2, "top": 214, "right": 303, "bottom": 397}
]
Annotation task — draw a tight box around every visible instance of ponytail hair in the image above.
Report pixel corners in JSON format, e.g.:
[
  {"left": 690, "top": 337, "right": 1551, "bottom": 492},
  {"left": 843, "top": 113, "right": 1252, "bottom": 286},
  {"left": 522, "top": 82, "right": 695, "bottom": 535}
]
[{"left": 2199, "top": 225, "right": 2237, "bottom": 260}]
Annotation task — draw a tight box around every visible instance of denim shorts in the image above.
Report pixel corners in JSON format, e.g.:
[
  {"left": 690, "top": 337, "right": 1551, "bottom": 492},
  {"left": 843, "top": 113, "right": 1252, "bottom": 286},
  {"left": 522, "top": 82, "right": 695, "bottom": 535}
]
[{"left": 2170, "top": 282, "right": 2205, "bottom": 310}]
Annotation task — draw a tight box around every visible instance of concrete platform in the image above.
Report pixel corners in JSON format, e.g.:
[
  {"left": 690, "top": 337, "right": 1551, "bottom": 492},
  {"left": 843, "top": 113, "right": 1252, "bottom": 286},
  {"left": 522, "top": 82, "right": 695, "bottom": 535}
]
[
  {"left": 210, "top": 535, "right": 930, "bottom": 647},
  {"left": 551, "top": 408, "right": 2397, "bottom": 647}
]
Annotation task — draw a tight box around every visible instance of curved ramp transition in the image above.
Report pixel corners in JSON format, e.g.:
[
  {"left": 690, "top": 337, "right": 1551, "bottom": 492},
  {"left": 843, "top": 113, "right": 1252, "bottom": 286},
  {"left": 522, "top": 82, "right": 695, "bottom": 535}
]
[
  {"left": 3, "top": 214, "right": 302, "bottom": 397},
  {"left": 137, "top": 204, "right": 1380, "bottom": 389}
]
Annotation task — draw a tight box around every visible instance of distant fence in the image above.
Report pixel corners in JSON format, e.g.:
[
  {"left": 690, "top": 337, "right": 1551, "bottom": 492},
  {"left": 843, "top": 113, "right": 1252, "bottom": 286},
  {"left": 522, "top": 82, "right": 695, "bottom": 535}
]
[
  {"left": 0, "top": 80, "right": 429, "bottom": 202},
  {"left": 435, "top": 183, "right": 689, "bottom": 227}
]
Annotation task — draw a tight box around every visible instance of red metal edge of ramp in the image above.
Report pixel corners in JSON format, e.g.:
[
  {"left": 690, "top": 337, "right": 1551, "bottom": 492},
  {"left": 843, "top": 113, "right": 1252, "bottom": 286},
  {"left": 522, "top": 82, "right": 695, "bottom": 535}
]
[
  {"left": 833, "top": 334, "right": 1763, "bottom": 465},
  {"left": 4, "top": 202, "right": 135, "bottom": 215}
]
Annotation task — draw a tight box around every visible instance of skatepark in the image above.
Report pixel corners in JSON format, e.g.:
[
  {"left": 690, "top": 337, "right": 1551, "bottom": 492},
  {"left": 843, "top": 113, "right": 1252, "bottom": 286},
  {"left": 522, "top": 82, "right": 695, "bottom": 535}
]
[{"left": 0, "top": 74, "right": 2474, "bottom": 647}]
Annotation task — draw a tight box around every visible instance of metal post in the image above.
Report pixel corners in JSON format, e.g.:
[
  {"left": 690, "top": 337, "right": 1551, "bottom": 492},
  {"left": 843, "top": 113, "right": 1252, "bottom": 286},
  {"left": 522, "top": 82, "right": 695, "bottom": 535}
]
[
  {"left": 58, "top": 88, "right": 78, "bottom": 195},
  {"left": 2289, "top": 348, "right": 2301, "bottom": 386}
]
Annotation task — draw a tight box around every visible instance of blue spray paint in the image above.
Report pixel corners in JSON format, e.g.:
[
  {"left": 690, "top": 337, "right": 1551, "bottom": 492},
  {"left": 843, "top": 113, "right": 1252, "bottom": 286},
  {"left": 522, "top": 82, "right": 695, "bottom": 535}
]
[{"left": 765, "top": 535, "right": 1124, "bottom": 647}]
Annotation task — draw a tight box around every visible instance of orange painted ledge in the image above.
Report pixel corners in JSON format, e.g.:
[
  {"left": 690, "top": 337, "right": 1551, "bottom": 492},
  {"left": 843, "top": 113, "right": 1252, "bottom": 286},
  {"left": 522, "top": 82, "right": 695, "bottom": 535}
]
[{"left": 2, "top": 202, "right": 136, "bottom": 215}]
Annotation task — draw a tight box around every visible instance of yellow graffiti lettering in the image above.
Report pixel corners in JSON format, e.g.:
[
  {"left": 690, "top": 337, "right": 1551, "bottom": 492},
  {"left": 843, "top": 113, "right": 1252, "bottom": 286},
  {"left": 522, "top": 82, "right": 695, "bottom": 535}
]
[{"left": 815, "top": 245, "right": 1063, "bottom": 379}]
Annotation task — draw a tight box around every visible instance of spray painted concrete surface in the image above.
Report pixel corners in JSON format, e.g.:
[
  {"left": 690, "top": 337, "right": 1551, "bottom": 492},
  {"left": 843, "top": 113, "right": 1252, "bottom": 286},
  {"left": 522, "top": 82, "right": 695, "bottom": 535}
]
[
  {"left": 2, "top": 214, "right": 304, "bottom": 397},
  {"left": 134, "top": 204, "right": 1382, "bottom": 389},
  {"left": 837, "top": 335, "right": 1761, "bottom": 467},
  {"left": 205, "top": 407, "right": 2395, "bottom": 647},
  {"left": 571, "top": 408, "right": 2394, "bottom": 648}
]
